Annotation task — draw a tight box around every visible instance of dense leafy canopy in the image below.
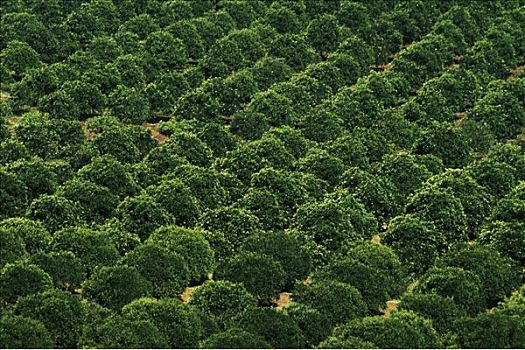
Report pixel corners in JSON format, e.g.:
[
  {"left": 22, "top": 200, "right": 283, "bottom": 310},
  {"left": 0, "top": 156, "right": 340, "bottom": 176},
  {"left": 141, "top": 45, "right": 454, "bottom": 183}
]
[{"left": 1, "top": 0, "right": 523, "bottom": 348}]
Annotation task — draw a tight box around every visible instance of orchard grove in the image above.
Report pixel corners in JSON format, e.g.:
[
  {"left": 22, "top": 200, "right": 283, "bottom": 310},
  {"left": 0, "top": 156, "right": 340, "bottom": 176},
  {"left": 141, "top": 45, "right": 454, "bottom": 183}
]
[{"left": 1, "top": 0, "right": 524, "bottom": 349}]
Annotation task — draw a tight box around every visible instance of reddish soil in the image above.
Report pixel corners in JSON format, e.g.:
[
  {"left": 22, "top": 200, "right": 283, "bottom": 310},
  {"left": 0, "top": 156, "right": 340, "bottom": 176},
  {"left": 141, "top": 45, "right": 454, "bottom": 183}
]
[
  {"left": 181, "top": 286, "right": 199, "bottom": 302},
  {"left": 510, "top": 64, "right": 525, "bottom": 78},
  {"left": 383, "top": 300, "right": 399, "bottom": 317},
  {"left": 276, "top": 292, "right": 292, "bottom": 310},
  {"left": 143, "top": 123, "right": 168, "bottom": 143}
]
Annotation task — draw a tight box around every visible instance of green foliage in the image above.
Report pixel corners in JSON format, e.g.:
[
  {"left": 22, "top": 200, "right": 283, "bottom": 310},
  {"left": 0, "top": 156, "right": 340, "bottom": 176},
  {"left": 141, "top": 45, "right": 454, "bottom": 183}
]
[
  {"left": 297, "top": 148, "right": 344, "bottom": 187},
  {"left": 331, "top": 311, "right": 440, "bottom": 348},
  {"left": 241, "top": 230, "right": 310, "bottom": 290},
  {"left": 293, "top": 195, "right": 365, "bottom": 258},
  {"left": 270, "top": 33, "right": 319, "bottom": 71},
  {"left": 317, "top": 335, "right": 376, "bottom": 349},
  {"left": 199, "top": 327, "right": 271, "bottom": 349},
  {"left": 26, "top": 194, "right": 83, "bottom": 233},
  {"left": 423, "top": 169, "right": 492, "bottom": 238},
  {"left": 0, "top": 314, "right": 53, "bottom": 349},
  {"left": 0, "top": 261, "right": 53, "bottom": 304},
  {"left": 415, "top": 267, "right": 485, "bottom": 316},
  {"left": 215, "top": 251, "right": 286, "bottom": 305},
  {"left": 198, "top": 206, "right": 261, "bottom": 262},
  {"left": 0, "top": 217, "right": 51, "bottom": 254},
  {"left": 30, "top": 251, "right": 84, "bottom": 291},
  {"left": 293, "top": 280, "right": 367, "bottom": 326},
  {"left": 0, "top": 3, "right": 522, "bottom": 348},
  {"left": 175, "top": 165, "right": 229, "bottom": 210},
  {"left": 230, "top": 110, "right": 269, "bottom": 140},
  {"left": 82, "top": 265, "right": 150, "bottom": 310},
  {"left": 61, "top": 80, "right": 106, "bottom": 119},
  {"left": 341, "top": 168, "right": 402, "bottom": 223},
  {"left": 252, "top": 56, "right": 293, "bottom": 90},
  {"left": 468, "top": 158, "right": 518, "bottom": 198},
  {"left": 480, "top": 221, "right": 525, "bottom": 265},
  {"left": 0, "top": 227, "right": 27, "bottom": 269},
  {"left": 146, "top": 71, "right": 189, "bottom": 114},
  {"left": 189, "top": 280, "right": 257, "bottom": 328},
  {"left": 0, "top": 12, "right": 49, "bottom": 55},
  {"left": 414, "top": 122, "right": 472, "bottom": 169},
  {"left": 454, "top": 310, "right": 525, "bottom": 349},
  {"left": 13, "top": 112, "right": 59, "bottom": 160},
  {"left": 438, "top": 244, "right": 521, "bottom": 307},
  {"left": 78, "top": 155, "right": 137, "bottom": 198},
  {"left": 147, "top": 226, "right": 214, "bottom": 283},
  {"left": 0, "top": 168, "right": 29, "bottom": 219},
  {"left": 7, "top": 157, "right": 57, "bottom": 202},
  {"left": 83, "top": 314, "right": 169, "bottom": 348},
  {"left": 121, "top": 244, "right": 189, "bottom": 298},
  {"left": 115, "top": 194, "right": 174, "bottom": 241},
  {"left": 51, "top": 227, "right": 119, "bottom": 275},
  {"left": 397, "top": 292, "right": 467, "bottom": 334},
  {"left": 122, "top": 297, "right": 203, "bottom": 348},
  {"left": 376, "top": 152, "right": 432, "bottom": 197},
  {"left": 91, "top": 127, "right": 142, "bottom": 164},
  {"left": 405, "top": 187, "right": 468, "bottom": 249},
  {"left": 231, "top": 307, "right": 306, "bottom": 349},
  {"left": 383, "top": 215, "right": 444, "bottom": 275},
  {"left": 0, "top": 139, "right": 30, "bottom": 164},
  {"left": 323, "top": 242, "right": 406, "bottom": 311},
  {"left": 470, "top": 88, "right": 525, "bottom": 140},
  {"left": 303, "top": 106, "right": 343, "bottom": 142},
  {"left": 246, "top": 90, "right": 295, "bottom": 128},
  {"left": 1, "top": 40, "right": 41, "bottom": 77},
  {"left": 306, "top": 14, "right": 340, "bottom": 55},
  {"left": 58, "top": 178, "right": 118, "bottom": 223},
  {"left": 14, "top": 289, "right": 83, "bottom": 348},
  {"left": 108, "top": 85, "right": 150, "bottom": 125},
  {"left": 285, "top": 302, "right": 331, "bottom": 347}
]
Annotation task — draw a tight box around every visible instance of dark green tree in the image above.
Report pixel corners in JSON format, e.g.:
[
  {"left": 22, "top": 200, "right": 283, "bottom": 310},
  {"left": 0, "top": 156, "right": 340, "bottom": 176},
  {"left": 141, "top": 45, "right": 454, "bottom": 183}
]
[
  {"left": 330, "top": 310, "right": 440, "bottom": 348},
  {"left": 285, "top": 303, "right": 332, "bottom": 348},
  {"left": 0, "top": 227, "right": 27, "bottom": 270},
  {"left": 0, "top": 261, "right": 53, "bottom": 304},
  {"left": 146, "top": 179, "right": 200, "bottom": 228},
  {"left": 383, "top": 215, "right": 444, "bottom": 275},
  {"left": 30, "top": 251, "right": 84, "bottom": 291},
  {"left": 78, "top": 155, "right": 137, "bottom": 198},
  {"left": 215, "top": 251, "right": 286, "bottom": 305},
  {"left": 51, "top": 226, "right": 119, "bottom": 275},
  {"left": 0, "top": 217, "right": 51, "bottom": 255},
  {"left": 82, "top": 265, "right": 150, "bottom": 310},
  {"left": 115, "top": 194, "right": 174, "bottom": 241},
  {"left": 146, "top": 226, "right": 214, "bottom": 284},
  {"left": 83, "top": 314, "right": 168, "bottom": 348},
  {"left": 1, "top": 40, "right": 41, "bottom": 78},
  {"left": 0, "top": 314, "right": 53, "bottom": 349},
  {"left": 397, "top": 292, "right": 467, "bottom": 334},
  {"left": 121, "top": 244, "right": 189, "bottom": 298},
  {"left": 122, "top": 297, "right": 203, "bottom": 348},
  {"left": 231, "top": 307, "right": 306, "bottom": 349},
  {"left": 438, "top": 244, "right": 521, "bottom": 307},
  {"left": 415, "top": 267, "right": 485, "bottom": 316},
  {"left": 480, "top": 221, "right": 525, "bottom": 265},
  {"left": 293, "top": 280, "right": 367, "bottom": 326},
  {"left": 405, "top": 187, "right": 468, "bottom": 250},
  {"left": 14, "top": 289, "right": 83, "bottom": 348},
  {"left": 26, "top": 194, "right": 83, "bottom": 233},
  {"left": 188, "top": 280, "right": 256, "bottom": 329},
  {"left": 108, "top": 85, "right": 150, "bottom": 125},
  {"left": 58, "top": 178, "right": 118, "bottom": 223},
  {"left": 199, "top": 328, "right": 271, "bottom": 349}
]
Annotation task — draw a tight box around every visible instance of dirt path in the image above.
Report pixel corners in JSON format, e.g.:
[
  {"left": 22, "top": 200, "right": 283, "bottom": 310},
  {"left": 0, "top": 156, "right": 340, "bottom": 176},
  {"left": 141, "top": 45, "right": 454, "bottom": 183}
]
[{"left": 143, "top": 123, "right": 168, "bottom": 143}]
